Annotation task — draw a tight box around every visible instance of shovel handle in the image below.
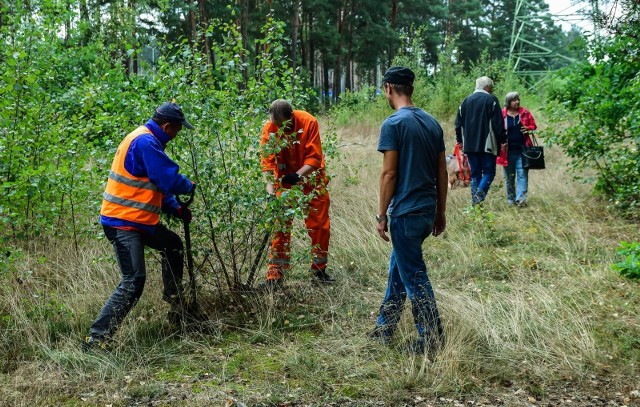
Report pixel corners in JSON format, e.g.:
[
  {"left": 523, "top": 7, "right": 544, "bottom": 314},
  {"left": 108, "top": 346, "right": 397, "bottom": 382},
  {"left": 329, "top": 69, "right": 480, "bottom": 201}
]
[{"left": 176, "top": 187, "right": 196, "bottom": 302}]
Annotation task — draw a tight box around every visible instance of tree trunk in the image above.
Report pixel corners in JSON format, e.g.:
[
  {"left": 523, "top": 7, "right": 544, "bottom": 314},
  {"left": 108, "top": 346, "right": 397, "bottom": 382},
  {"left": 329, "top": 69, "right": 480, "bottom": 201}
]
[
  {"left": 301, "top": 11, "right": 307, "bottom": 73},
  {"left": 93, "top": 0, "right": 102, "bottom": 35},
  {"left": 389, "top": 0, "right": 398, "bottom": 66},
  {"left": 322, "top": 53, "right": 329, "bottom": 108},
  {"left": 373, "top": 66, "right": 378, "bottom": 89},
  {"left": 126, "top": 0, "right": 137, "bottom": 76},
  {"left": 79, "top": 0, "right": 89, "bottom": 22},
  {"left": 78, "top": 0, "right": 90, "bottom": 44},
  {"left": 64, "top": 0, "right": 71, "bottom": 47},
  {"left": 291, "top": 0, "right": 300, "bottom": 86},
  {"left": 199, "top": 0, "right": 211, "bottom": 65},
  {"left": 240, "top": 0, "right": 249, "bottom": 82},
  {"left": 188, "top": 0, "right": 197, "bottom": 43},
  {"left": 309, "top": 13, "right": 315, "bottom": 86},
  {"left": 333, "top": 0, "right": 348, "bottom": 100},
  {"left": 345, "top": 0, "right": 354, "bottom": 91},
  {"left": 447, "top": 0, "right": 454, "bottom": 38},
  {"left": 390, "top": 0, "right": 397, "bottom": 29}
]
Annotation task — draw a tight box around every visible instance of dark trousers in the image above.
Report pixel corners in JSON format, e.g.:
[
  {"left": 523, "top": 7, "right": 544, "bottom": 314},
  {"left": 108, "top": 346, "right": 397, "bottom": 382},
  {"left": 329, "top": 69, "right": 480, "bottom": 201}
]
[
  {"left": 375, "top": 211, "right": 444, "bottom": 341},
  {"left": 466, "top": 152, "right": 497, "bottom": 204},
  {"left": 90, "top": 224, "right": 184, "bottom": 339}
]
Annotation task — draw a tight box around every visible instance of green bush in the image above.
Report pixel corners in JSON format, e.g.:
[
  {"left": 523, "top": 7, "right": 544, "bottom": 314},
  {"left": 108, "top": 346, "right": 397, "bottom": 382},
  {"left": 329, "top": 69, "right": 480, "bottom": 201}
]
[
  {"left": 613, "top": 241, "right": 640, "bottom": 279},
  {"left": 543, "top": 33, "right": 640, "bottom": 215},
  {"left": 0, "top": 8, "right": 335, "bottom": 291}
]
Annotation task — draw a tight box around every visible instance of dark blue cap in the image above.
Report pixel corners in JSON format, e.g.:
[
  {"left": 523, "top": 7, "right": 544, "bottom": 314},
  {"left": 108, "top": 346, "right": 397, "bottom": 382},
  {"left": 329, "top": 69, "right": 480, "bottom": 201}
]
[
  {"left": 383, "top": 66, "right": 415, "bottom": 86},
  {"left": 153, "top": 102, "right": 193, "bottom": 129}
]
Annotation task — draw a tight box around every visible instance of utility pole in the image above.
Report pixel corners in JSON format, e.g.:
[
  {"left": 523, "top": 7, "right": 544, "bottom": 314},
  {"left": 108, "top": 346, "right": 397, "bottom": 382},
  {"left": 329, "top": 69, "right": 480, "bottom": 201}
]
[{"left": 509, "top": 0, "right": 587, "bottom": 87}]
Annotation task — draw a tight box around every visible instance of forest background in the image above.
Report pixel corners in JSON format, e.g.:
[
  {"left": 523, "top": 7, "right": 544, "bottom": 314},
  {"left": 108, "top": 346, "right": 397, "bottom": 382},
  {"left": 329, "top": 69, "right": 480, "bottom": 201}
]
[{"left": 0, "top": 0, "right": 639, "bottom": 405}]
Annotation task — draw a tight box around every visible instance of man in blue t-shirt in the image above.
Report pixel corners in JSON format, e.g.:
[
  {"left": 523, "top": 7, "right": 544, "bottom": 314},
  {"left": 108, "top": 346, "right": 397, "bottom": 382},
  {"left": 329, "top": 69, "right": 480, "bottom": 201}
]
[{"left": 370, "top": 66, "right": 448, "bottom": 355}]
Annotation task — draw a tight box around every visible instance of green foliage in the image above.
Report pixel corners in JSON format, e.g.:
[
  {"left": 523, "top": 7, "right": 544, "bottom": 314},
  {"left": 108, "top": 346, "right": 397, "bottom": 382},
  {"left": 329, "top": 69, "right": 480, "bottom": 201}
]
[
  {"left": 0, "top": 7, "right": 153, "bottom": 242},
  {"left": 0, "top": 4, "right": 334, "bottom": 291},
  {"left": 543, "top": 33, "right": 640, "bottom": 214},
  {"left": 613, "top": 241, "right": 640, "bottom": 279}
]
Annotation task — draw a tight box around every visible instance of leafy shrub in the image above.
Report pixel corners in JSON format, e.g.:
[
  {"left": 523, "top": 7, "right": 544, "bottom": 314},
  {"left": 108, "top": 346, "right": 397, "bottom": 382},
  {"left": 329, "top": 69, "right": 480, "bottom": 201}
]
[
  {"left": 543, "top": 33, "right": 640, "bottom": 215},
  {"left": 613, "top": 241, "right": 640, "bottom": 279},
  {"left": 0, "top": 8, "right": 336, "bottom": 292}
]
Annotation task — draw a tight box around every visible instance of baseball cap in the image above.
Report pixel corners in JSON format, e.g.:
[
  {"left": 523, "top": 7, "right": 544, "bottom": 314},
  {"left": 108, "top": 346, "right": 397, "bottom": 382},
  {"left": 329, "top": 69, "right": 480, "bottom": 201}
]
[
  {"left": 382, "top": 66, "right": 415, "bottom": 86},
  {"left": 153, "top": 102, "right": 194, "bottom": 129}
]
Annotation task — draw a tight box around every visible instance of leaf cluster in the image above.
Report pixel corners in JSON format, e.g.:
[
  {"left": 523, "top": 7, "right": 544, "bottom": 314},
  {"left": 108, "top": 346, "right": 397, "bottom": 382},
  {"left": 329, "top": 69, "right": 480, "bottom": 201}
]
[
  {"left": 613, "top": 241, "right": 640, "bottom": 279},
  {"left": 543, "top": 28, "right": 640, "bottom": 214}
]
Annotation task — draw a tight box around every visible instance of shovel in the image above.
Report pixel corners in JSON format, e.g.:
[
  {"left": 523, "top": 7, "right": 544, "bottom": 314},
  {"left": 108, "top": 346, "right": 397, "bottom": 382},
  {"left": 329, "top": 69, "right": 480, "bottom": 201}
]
[{"left": 176, "top": 190, "right": 206, "bottom": 322}]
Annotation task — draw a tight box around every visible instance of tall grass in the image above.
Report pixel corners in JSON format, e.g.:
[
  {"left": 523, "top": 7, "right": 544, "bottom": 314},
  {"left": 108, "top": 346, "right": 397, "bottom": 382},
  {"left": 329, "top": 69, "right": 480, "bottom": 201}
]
[{"left": 1, "top": 116, "right": 638, "bottom": 405}]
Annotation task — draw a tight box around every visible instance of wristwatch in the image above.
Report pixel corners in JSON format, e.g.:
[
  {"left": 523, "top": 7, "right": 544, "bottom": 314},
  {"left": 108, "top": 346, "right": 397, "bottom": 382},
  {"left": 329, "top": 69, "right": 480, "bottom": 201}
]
[{"left": 376, "top": 214, "right": 387, "bottom": 223}]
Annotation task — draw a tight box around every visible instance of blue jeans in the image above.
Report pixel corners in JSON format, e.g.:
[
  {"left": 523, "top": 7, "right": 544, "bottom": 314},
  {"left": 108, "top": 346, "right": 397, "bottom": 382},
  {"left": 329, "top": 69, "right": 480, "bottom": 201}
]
[
  {"left": 374, "top": 211, "right": 444, "bottom": 340},
  {"left": 466, "top": 152, "right": 497, "bottom": 204},
  {"left": 90, "top": 224, "right": 184, "bottom": 339},
  {"left": 503, "top": 149, "right": 529, "bottom": 204}
]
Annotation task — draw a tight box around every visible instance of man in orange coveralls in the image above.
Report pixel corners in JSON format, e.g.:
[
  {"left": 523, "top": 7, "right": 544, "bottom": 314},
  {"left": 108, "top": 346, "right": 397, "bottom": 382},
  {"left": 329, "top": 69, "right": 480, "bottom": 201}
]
[{"left": 260, "top": 99, "right": 333, "bottom": 290}]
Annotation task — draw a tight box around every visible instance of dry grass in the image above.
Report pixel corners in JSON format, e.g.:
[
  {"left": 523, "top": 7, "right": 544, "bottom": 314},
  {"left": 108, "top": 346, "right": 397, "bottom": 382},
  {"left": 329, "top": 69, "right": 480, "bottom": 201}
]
[{"left": 0, "top": 116, "right": 639, "bottom": 406}]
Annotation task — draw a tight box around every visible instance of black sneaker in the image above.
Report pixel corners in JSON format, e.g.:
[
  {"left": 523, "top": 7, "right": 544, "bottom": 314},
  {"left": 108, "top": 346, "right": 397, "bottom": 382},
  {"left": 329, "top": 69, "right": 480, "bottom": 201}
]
[
  {"left": 82, "top": 335, "right": 110, "bottom": 353},
  {"left": 368, "top": 328, "right": 392, "bottom": 346},
  {"left": 311, "top": 269, "right": 335, "bottom": 285}
]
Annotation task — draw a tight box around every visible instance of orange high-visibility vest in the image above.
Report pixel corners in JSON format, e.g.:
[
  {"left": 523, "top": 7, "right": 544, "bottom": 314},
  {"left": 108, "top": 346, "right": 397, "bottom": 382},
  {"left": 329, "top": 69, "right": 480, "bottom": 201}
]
[{"left": 100, "top": 126, "right": 163, "bottom": 226}]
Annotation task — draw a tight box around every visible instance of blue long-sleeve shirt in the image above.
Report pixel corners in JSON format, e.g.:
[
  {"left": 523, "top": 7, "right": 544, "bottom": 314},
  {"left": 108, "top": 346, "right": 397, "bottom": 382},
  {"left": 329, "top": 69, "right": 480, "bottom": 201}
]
[{"left": 100, "top": 119, "right": 194, "bottom": 233}]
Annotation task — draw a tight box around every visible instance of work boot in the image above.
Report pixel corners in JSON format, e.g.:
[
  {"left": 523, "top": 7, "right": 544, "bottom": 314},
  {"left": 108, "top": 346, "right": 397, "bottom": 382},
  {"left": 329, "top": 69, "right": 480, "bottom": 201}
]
[
  {"left": 311, "top": 269, "right": 335, "bottom": 285},
  {"left": 167, "top": 301, "right": 185, "bottom": 326},
  {"left": 82, "top": 335, "right": 111, "bottom": 353},
  {"left": 167, "top": 295, "right": 195, "bottom": 326},
  {"left": 257, "top": 278, "right": 284, "bottom": 293}
]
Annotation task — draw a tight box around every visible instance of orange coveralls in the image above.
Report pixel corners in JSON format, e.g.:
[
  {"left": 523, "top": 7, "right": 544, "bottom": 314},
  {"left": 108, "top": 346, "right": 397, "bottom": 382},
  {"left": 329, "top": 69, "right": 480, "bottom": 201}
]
[{"left": 260, "top": 110, "right": 331, "bottom": 281}]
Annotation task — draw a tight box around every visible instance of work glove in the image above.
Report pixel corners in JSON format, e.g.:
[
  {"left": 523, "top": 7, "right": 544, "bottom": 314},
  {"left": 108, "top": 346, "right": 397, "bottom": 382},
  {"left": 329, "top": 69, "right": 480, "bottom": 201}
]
[
  {"left": 176, "top": 206, "right": 192, "bottom": 223},
  {"left": 282, "top": 172, "right": 301, "bottom": 185}
]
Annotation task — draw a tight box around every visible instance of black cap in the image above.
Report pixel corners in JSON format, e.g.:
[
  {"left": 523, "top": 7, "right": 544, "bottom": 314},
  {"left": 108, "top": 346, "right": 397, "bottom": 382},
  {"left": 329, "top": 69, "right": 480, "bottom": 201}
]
[
  {"left": 383, "top": 66, "right": 415, "bottom": 86},
  {"left": 153, "top": 102, "right": 194, "bottom": 129}
]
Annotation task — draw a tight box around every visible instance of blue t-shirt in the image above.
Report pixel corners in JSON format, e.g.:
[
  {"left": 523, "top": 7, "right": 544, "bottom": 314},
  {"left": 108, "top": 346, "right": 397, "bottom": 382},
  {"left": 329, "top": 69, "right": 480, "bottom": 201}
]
[{"left": 377, "top": 107, "right": 445, "bottom": 217}]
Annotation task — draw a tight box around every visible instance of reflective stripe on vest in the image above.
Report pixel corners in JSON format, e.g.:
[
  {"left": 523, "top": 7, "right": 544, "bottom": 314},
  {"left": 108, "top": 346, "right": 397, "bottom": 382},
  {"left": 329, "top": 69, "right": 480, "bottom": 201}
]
[
  {"left": 108, "top": 170, "right": 159, "bottom": 191},
  {"left": 102, "top": 192, "right": 162, "bottom": 214},
  {"left": 100, "top": 126, "right": 164, "bottom": 226}
]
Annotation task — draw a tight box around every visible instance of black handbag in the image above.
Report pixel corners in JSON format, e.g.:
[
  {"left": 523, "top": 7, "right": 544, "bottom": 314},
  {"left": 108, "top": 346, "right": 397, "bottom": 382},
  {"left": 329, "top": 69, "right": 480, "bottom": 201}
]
[{"left": 522, "top": 135, "right": 545, "bottom": 170}]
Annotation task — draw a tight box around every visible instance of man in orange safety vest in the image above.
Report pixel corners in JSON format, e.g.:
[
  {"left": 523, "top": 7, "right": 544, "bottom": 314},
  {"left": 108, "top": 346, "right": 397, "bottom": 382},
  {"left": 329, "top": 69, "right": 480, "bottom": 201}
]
[{"left": 84, "top": 102, "right": 196, "bottom": 351}]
